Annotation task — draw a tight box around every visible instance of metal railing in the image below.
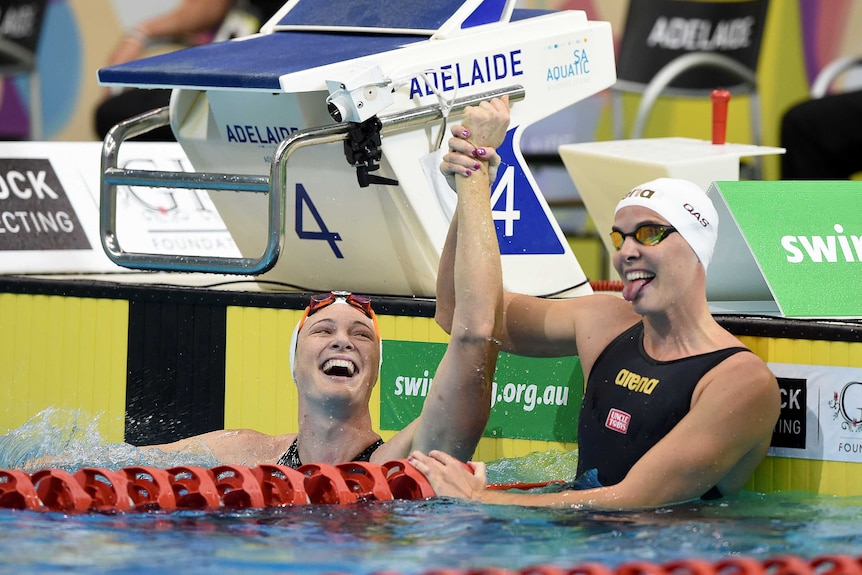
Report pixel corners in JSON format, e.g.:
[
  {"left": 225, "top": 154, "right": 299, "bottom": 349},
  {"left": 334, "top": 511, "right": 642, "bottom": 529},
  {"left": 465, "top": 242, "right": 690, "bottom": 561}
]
[{"left": 100, "top": 84, "right": 525, "bottom": 274}]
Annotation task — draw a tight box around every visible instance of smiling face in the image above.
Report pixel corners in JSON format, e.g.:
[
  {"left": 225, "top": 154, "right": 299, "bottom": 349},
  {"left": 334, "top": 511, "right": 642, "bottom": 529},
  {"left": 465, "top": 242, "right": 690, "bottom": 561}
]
[
  {"left": 612, "top": 205, "right": 703, "bottom": 315},
  {"left": 292, "top": 302, "right": 381, "bottom": 409}
]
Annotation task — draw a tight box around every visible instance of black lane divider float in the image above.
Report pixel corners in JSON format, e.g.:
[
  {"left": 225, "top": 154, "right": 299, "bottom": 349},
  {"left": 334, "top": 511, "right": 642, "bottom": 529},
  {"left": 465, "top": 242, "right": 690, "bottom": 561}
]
[{"left": 0, "top": 460, "right": 436, "bottom": 512}]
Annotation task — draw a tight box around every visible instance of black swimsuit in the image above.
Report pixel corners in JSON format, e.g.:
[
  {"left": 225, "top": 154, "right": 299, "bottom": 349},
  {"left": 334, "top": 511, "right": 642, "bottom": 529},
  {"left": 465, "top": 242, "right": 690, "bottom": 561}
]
[
  {"left": 575, "top": 322, "right": 750, "bottom": 499},
  {"left": 276, "top": 438, "right": 385, "bottom": 469}
]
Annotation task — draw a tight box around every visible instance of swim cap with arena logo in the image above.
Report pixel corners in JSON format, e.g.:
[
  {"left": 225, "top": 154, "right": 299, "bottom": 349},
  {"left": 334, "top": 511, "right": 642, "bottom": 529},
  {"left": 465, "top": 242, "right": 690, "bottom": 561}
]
[{"left": 614, "top": 178, "right": 719, "bottom": 272}]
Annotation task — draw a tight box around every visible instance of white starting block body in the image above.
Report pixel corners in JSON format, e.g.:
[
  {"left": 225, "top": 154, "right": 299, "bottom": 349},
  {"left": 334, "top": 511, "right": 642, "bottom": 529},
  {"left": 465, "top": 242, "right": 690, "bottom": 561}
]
[{"left": 98, "top": 0, "right": 617, "bottom": 297}]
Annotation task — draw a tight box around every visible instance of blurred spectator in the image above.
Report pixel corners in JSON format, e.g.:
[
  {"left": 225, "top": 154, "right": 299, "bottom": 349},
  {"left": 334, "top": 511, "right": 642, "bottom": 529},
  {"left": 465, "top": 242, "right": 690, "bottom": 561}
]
[
  {"left": 780, "top": 89, "right": 862, "bottom": 179},
  {"left": 94, "top": 0, "right": 283, "bottom": 140}
]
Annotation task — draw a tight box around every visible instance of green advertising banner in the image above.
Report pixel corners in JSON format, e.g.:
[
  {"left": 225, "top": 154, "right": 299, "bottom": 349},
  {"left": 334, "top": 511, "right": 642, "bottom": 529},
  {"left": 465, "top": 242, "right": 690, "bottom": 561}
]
[
  {"left": 712, "top": 181, "right": 862, "bottom": 318},
  {"left": 380, "top": 340, "right": 583, "bottom": 442}
]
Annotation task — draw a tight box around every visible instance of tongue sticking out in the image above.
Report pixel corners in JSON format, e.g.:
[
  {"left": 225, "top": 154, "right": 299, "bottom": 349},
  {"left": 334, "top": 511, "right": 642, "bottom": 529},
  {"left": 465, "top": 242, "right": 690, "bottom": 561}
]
[{"left": 622, "top": 278, "right": 650, "bottom": 302}]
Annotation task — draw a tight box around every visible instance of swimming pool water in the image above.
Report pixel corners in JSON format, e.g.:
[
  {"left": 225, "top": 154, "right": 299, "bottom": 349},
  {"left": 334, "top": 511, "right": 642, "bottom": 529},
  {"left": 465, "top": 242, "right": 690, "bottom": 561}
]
[
  {"left": 2, "top": 490, "right": 862, "bottom": 574},
  {"left": 2, "top": 411, "right": 862, "bottom": 574}
]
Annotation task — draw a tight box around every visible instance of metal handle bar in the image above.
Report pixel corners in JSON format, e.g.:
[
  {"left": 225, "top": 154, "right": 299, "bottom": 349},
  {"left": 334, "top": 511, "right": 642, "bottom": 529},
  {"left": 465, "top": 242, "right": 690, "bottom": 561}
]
[{"left": 100, "top": 85, "right": 524, "bottom": 274}]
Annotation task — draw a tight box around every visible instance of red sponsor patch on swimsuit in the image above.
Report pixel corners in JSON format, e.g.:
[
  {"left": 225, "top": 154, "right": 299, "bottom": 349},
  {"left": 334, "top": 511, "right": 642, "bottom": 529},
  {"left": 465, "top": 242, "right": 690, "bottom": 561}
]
[{"left": 605, "top": 408, "right": 631, "bottom": 434}]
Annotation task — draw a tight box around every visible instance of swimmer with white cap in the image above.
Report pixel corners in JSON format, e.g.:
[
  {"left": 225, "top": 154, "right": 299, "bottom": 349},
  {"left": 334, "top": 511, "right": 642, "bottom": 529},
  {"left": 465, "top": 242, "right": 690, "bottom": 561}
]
[
  {"left": 611, "top": 177, "right": 718, "bottom": 304},
  {"left": 412, "top": 167, "right": 780, "bottom": 510}
]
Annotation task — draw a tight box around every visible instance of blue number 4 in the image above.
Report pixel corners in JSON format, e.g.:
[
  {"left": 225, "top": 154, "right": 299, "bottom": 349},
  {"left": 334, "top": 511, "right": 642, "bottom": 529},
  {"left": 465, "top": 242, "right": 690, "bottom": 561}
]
[{"left": 295, "top": 183, "right": 343, "bottom": 258}]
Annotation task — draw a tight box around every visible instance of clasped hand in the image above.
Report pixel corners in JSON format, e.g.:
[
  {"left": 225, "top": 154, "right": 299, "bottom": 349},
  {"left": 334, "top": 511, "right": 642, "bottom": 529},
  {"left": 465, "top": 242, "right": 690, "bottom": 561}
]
[{"left": 440, "top": 95, "right": 510, "bottom": 187}]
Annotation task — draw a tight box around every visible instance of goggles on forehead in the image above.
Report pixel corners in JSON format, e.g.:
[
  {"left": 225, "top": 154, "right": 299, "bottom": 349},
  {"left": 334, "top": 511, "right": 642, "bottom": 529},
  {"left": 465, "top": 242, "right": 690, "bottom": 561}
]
[
  {"left": 610, "top": 224, "right": 677, "bottom": 251},
  {"left": 297, "top": 291, "right": 377, "bottom": 334}
]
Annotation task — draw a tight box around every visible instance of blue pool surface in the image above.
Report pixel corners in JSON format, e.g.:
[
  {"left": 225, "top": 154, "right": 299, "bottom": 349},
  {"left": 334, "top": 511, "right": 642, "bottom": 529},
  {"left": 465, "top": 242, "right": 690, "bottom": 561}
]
[
  {"left": 2, "top": 491, "right": 862, "bottom": 574},
  {"left": 2, "top": 410, "right": 862, "bottom": 574}
]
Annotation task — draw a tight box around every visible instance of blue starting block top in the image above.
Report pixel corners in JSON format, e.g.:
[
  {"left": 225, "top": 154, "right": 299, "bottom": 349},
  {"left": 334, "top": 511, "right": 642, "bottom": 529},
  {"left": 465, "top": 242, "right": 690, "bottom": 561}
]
[
  {"left": 271, "top": 0, "right": 511, "bottom": 34},
  {"left": 97, "top": 5, "right": 547, "bottom": 92},
  {"left": 97, "top": 32, "right": 425, "bottom": 91}
]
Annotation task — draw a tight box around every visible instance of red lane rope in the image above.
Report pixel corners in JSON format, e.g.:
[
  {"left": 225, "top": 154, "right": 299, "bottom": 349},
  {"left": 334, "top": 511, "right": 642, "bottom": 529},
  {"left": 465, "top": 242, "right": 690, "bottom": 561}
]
[
  {"left": 2, "top": 467, "right": 860, "bottom": 575},
  {"left": 0, "top": 460, "right": 567, "bottom": 512},
  {"left": 0, "top": 459, "right": 434, "bottom": 512},
  {"left": 381, "top": 556, "right": 862, "bottom": 575},
  {"left": 590, "top": 280, "right": 624, "bottom": 293}
]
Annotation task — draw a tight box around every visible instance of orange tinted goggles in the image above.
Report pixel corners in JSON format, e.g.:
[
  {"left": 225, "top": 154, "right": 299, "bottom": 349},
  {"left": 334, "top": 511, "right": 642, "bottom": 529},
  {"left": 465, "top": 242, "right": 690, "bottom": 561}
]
[
  {"left": 610, "top": 224, "right": 677, "bottom": 251},
  {"left": 297, "top": 291, "right": 376, "bottom": 333}
]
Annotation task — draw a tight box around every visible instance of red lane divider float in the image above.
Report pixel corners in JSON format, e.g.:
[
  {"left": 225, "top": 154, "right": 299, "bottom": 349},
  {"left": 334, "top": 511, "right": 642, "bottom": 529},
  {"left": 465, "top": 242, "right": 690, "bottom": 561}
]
[
  {"left": 31, "top": 469, "right": 92, "bottom": 513},
  {"left": 383, "top": 459, "right": 436, "bottom": 500},
  {"left": 389, "top": 556, "right": 862, "bottom": 575},
  {"left": 0, "top": 470, "right": 41, "bottom": 511},
  {"left": 3, "top": 466, "right": 861, "bottom": 575},
  {"left": 123, "top": 466, "right": 177, "bottom": 511},
  {"left": 212, "top": 464, "right": 265, "bottom": 508},
  {"left": 252, "top": 464, "right": 308, "bottom": 506},
  {"left": 590, "top": 280, "right": 624, "bottom": 293},
  {"left": 166, "top": 465, "right": 221, "bottom": 510},
  {"left": 74, "top": 468, "right": 131, "bottom": 512},
  {"left": 0, "top": 460, "right": 437, "bottom": 513}
]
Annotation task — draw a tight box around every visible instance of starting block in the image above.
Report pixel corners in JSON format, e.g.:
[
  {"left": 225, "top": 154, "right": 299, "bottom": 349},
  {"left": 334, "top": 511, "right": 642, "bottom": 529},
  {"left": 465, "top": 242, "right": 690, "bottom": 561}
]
[{"left": 98, "top": 0, "right": 617, "bottom": 297}]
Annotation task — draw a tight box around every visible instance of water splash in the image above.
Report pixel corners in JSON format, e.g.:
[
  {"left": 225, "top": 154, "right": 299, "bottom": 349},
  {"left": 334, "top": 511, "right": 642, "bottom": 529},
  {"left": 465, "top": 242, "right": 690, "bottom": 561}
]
[
  {"left": 485, "top": 448, "right": 578, "bottom": 485},
  {"left": 0, "top": 408, "right": 217, "bottom": 472},
  {"left": 1, "top": 409, "right": 575, "bottom": 481}
]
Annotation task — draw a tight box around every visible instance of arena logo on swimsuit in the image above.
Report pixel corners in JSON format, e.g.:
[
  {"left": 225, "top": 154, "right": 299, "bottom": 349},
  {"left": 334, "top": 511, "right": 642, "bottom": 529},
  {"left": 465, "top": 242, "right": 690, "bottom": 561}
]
[
  {"left": 615, "top": 368, "right": 659, "bottom": 395},
  {"left": 408, "top": 50, "right": 524, "bottom": 99}
]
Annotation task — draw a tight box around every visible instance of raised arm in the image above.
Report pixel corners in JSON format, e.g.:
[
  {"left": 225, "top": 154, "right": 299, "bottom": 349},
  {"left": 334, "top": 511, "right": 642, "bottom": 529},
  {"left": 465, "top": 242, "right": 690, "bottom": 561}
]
[
  {"left": 392, "top": 97, "right": 509, "bottom": 461},
  {"left": 434, "top": 97, "right": 508, "bottom": 336},
  {"left": 432, "top": 100, "right": 565, "bottom": 358}
]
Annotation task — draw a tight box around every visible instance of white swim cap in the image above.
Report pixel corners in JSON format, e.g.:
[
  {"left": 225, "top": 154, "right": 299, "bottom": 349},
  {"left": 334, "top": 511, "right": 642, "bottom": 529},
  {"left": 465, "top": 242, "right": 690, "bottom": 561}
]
[{"left": 614, "top": 178, "right": 719, "bottom": 272}]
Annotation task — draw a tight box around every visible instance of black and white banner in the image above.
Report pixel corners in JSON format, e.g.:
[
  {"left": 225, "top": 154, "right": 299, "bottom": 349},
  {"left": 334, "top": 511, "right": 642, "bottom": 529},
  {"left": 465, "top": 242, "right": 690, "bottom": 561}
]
[
  {"left": 0, "top": 158, "right": 90, "bottom": 250},
  {"left": 0, "top": 142, "right": 239, "bottom": 274},
  {"left": 768, "top": 362, "right": 862, "bottom": 463}
]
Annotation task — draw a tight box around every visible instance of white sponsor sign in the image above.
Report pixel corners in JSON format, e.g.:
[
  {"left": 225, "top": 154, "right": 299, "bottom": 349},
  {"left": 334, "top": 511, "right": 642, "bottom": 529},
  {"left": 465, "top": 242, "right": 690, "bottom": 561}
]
[
  {"left": 0, "top": 142, "right": 239, "bottom": 274},
  {"left": 768, "top": 362, "right": 862, "bottom": 463}
]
